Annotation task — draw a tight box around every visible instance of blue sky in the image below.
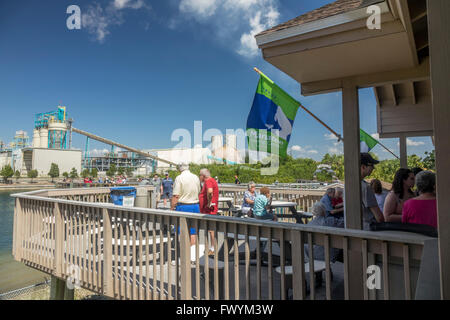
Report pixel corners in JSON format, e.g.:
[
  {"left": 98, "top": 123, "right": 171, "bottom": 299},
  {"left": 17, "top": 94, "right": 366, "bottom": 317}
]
[{"left": 0, "top": 0, "right": 434, "bottom": 161}]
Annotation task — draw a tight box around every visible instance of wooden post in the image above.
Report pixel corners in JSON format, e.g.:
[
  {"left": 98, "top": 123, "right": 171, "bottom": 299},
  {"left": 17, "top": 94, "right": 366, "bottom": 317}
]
[
  {"left": 50, "top": 275, "right": 65, "bottom": 300},
  {"left": 179, "top": 217, "right": 192, "bottom": 299},
  {"left": 103, "top": 208, "right": 113, "bottom": 297},
  {"left": 13, "top": 198, "right": 22, "bottom": 261},
  {"left": 399, "top": 134, "right": 408, "bottom": 168},
  {"left": 428, "top": 0, "right": 450, "bottom": 300},
  {"left": 342, "top": 81, "right": 362, "bottom": 229},
  {"left": 342, "top": 80, "right": 364, "bottom": 299},
  {"left": 54, "top": 202, "right": 64, "bottom": 277}
]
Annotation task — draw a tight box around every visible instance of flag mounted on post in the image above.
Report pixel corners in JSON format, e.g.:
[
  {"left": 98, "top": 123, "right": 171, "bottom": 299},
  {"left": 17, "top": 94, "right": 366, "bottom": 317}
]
[
  {"left": 246, "top": 71, "right": 300, "bottom": 159},
  {"left": 360, "top": 128, "right": 379, "bottom": 152}
]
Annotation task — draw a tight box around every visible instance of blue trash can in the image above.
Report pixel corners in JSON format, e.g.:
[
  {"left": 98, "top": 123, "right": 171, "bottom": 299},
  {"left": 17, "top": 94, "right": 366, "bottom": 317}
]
[{"left": 110, "top": 187, "right": 137, "bottom": 206}]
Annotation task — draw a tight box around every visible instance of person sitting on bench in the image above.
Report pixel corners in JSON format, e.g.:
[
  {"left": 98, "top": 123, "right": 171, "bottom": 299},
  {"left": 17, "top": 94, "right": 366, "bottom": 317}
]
[{"left": 253, "top": 187, "right": 277, "bottom": 221}]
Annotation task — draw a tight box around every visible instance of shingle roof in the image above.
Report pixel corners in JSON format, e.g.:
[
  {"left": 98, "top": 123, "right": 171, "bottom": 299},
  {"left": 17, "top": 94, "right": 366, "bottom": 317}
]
[{"left": 257, "top": 0, "right": 384, "bottom": 37}]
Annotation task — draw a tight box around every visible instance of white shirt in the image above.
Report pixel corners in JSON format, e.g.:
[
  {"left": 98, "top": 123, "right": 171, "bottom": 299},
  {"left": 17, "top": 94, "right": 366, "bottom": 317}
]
[{"left": 173, "top": 170, "right": 201, "bottom": 204}]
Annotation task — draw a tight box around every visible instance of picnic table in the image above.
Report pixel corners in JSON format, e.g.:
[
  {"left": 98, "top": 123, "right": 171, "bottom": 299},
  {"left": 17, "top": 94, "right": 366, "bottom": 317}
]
[
  {"left": 218, "top": 197, "right": 240, "bottom": 216},
  {"left": 269, "top": 201, "right": 313, "bottom": 224}
]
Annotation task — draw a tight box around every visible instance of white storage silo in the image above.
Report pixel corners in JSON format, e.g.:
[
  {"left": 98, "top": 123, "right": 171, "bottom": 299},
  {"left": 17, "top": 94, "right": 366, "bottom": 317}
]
[
  {"left": 225, "top": 134, "right": 237, "bottom": 150},
  {"left": 48, "top": 121, "right": 67, "bottom": 149},
  {"left": 32, "top": 129, "right": 41, "bottom": 148},
  {"left": 211, "top": 135, "right": 223, "bottom": 158},
  {"left": 39, "top": 128, "right": 48, "bottom": 149}
]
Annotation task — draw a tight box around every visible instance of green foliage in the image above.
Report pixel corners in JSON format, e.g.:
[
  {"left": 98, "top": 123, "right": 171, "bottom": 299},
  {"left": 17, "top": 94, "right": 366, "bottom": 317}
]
[
  {"left": 1, "top": 165, "right": 14, "bottom": 183},
  {"left": 117, "top": 167, "right": 125, "bottom": 176},
  {"left": 62, "top": 172, "right": 69, "bottom": 179},
  {"left": 320, "top": 153, "right": 344, "bottom": 180},
  {"left": 422, "top": 150, "right": 435, "bottom": 171},
  {"left": 48, "top": 163, "right": 60, "bottom": 182},
  {"left": 81, "top": 169, "right": 90, "bottom": 179},
  {"left": 125, "top": 167, "right": 134, "bottom": 177},
  {"left": 27, "top": 169, "right": 38, "bottom": 182},
  {"left": 90, "top": 168, "right": 98, "bottom": 178},
  {"left": 14, "top": 170, "right": 21, "bottom": 181},
  {"left": 188, "top": 156, "right": 318, "bottom": 184},
  {"left": 69, "top": 167, "right": 78, "bottom": 178},
  {"left": 106, "top": 164, "right": 117, "bottom": 178}
]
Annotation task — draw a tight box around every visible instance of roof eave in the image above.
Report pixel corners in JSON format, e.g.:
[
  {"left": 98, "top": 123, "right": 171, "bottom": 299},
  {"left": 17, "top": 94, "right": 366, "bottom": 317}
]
[{"left": 255, "top": 1, "right": 390, "bottom": 47}]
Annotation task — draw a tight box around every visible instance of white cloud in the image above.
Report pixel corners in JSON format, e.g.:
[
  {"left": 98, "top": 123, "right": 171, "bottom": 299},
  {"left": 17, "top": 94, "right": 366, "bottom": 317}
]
[
  {"left": 290, "top": 145, "right": 303, "bottom": 152},
  {"left": 324, "top": 133, "right": 338, "bottom": 140},
  {"left": 407, "top": 139, "right": 425, "bottom": 147},
  {"left": 176, "top": 0, "right": 280, "bottom": 57},
  {"left": 82, "top": 1, "right": 150, "bottom": 43},
  {"left": 89, "top": 148, "right": 110, "bottom": 157},
  {"left": 114, "top": 0, "right": 145, "bottom": 9},
  {"left": 179, "top": 0, "right": 218, "bottom": 18},
  {"left": 396, "top": 138, "right": 426, "bottom": 147},
  {"left": 237, "top": 6, "right": 279, "bottom": 57},
  {"left": 307, "top": 150, "right": 318, "bottom": 154},
  {"left": 328, "top": 141, "right": 343, "bottom": 155},
  {"left": 371, "top": 133, "right": 380, "bottom": 140}
]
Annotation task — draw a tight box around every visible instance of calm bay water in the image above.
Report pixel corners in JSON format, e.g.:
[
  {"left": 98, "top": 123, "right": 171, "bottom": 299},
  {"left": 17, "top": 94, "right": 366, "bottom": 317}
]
[{"left": 0, "top": 190, "right": 47, "bottom": 293}]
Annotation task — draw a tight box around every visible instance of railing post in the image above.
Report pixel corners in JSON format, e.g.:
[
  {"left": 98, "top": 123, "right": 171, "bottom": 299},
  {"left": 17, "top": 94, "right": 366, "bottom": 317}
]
[
  {"left": 103, "top": 208, "right": 113, "bottom": 297},
  {"left": 13, "top": 198, "right": 22, "bottom": 261},
  {"left": 54, "top": 202, "right": 64, "bottom": 277},
  {"left": 179, "top": 217, "right": 192, "bottom": 299}
]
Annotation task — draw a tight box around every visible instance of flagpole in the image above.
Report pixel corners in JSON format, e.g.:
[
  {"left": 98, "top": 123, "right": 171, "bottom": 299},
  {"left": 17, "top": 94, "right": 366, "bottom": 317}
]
[
  {"left": 376, "top": 140, "right": 400, "bottom": 159},
  {"left": 254, "top": 67, "right": 343, "bottom": 142},
  {"left": 253, "top": 67, "right": 400, "bottom": 159}
]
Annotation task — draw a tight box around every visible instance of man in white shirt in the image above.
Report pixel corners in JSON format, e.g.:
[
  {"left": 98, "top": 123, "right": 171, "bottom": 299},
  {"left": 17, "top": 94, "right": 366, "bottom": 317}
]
[{"left": 171, "top": 164, "right": 201, "bottom": 246}]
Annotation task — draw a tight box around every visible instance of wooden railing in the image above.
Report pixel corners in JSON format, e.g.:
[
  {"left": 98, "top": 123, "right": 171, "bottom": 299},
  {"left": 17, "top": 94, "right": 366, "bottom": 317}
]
[
  {"left": 218, "top": 185, "right": 323, "bottom": 212},
  {"left": 12, "top": 188, "right": 431, "bottom": 300}
]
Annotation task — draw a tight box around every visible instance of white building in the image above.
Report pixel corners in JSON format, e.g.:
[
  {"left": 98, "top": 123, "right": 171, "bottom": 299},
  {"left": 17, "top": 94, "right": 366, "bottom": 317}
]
[{"left": 145, "top": 146, "right": 212, "bottom": 170}]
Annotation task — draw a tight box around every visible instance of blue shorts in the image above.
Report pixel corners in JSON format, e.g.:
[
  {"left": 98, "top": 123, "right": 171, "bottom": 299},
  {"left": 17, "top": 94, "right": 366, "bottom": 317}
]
[
  {"left": 161, "top": 191, "right": 172, "bottom": 199},
  {"left": 176, "top": 203, "right": 200, "bottom": 235}
]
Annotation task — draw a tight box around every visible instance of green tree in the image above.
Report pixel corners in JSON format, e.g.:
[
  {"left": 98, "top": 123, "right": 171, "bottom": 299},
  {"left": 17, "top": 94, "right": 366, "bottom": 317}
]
[
  {"left": 125, "top": 167, "right": 134, "bottom": 177},
  {"left": 422, "top": 150, "right": 435, "bottom": 171},
  {"left": 1, "top": 165, "right": 14, "bottom": 183},
  {"left": 69, "top": 167, "right": 78, "bottom": 179},
  {"left": 407, "top": 154, "right": 424, "bottom": 170},
  {"left": 48, "top": 163, "right": 60, "bottom": 183},
  {"left": 62, "top": 172, "right": 69, "bottom": 179},
  {"left": 106, "top": 164, "right": 117, "bottom": 178},
  {"left": 117, "top": 167, "right": 125, "bottom": 176},
  {"left": 90, "top": 168, "right": 98, "bottom": 178},
  {"left": 14, "top": 170, "right": 21, "bottom": 182},
  {"left": 81, "top": 168, "right": 90, "bottom": 179},
  {"left": 27, "top": 169, "right": 38, "bottom": 183}
]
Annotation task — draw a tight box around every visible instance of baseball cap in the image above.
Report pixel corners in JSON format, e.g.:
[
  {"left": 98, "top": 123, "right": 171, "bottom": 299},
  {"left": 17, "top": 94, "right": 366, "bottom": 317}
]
[{"left": 361, "top": 153, "right": 379, "bottom": 166}]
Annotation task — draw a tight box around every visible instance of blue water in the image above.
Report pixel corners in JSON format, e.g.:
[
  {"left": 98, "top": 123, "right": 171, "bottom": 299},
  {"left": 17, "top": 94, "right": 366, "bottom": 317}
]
[{"left": 0, "top": 190, "right": 47, "bottom": 293}]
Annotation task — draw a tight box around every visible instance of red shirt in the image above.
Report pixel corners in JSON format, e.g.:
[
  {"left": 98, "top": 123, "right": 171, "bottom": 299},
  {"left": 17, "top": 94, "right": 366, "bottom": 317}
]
[
  {"left": 332, "top": 197, "right": 343, "bottom": 208},
  {"left": 199, "top": 177, "right": 219, "bottom": 214},
  {"left": 402, "top": 199, "right": 437, "bottom": 228}
]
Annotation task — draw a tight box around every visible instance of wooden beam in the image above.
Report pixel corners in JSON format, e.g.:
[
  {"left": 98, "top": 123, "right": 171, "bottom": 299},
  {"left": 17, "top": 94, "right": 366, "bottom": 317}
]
[
  {"left": 415, "top": 29, "right": 429, "bottom": 51},
  {"left": 399, "top": 134, "right": 408, "bottom": 167},
  {"left": 396, "top": 0, "right": 420, "bottom": 65},
  {"left": 379, "top": 130, "right": 433, "bottom": 139},
  {"left": 427, "top": 0, "right": 450, "bottom": 300},
  {"left": 409, "top": 82, "right": 417, "bottom": 104},
  {"left": 341, "top": 80, "right": 363, "bottom": 299},
  {"left": 390, "top": 84, "right": 398, "bottom": 106},
  {"left": 301, "top": 57, "right": 429, "bottom": 96}
]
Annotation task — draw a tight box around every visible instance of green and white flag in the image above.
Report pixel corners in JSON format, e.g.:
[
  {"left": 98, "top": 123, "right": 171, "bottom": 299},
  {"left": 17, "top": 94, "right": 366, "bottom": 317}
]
[
  {"left": 360, "top": 129, "right": 378, "bottom": 152},
  {"left": 246, "top": 72, "right": 300, "bottom": 159}
]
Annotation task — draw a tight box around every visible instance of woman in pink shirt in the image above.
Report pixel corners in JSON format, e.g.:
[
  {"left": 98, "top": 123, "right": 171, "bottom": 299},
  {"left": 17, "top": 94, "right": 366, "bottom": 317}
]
[{"left": 402, "top": 171, "right": 437, "bottom": 228}]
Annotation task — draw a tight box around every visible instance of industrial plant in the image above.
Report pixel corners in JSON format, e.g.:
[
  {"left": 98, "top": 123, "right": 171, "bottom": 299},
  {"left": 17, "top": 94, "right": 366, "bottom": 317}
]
[{"left": 0, "top": 106, "right": 242, "bottom": 178}]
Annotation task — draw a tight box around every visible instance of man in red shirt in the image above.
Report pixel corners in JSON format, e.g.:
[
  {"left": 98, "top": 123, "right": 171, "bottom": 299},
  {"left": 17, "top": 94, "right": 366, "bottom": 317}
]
[{"left": 199, "top": 168, "right": 219, "bottom": 255}]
